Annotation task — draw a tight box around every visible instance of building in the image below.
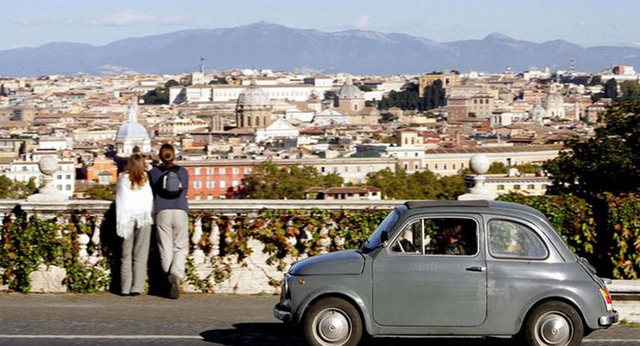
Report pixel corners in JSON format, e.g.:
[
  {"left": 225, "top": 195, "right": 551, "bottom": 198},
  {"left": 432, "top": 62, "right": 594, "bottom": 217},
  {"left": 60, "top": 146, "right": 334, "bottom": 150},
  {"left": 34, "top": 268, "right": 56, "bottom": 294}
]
[
  {"left": 423, "top": 145, "right": 563, "bottom": 176},
  {"left": 86, "top": 155, "right": 118, "bottom": 184},
  {"left": 304, "top": 186, "right": 381, "bottom": 200},
  {"left": 466, "top": 175, "right": 551, "bottom": 196},
  {"left": 543, "top": 84, "right": 565, "bottom": 119}
]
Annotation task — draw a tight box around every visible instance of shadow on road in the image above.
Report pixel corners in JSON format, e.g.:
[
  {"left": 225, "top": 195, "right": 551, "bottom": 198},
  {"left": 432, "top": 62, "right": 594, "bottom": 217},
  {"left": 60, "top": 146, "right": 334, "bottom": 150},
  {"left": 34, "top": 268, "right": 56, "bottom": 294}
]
[{"left": 200, "top": 323, "right": 516, "bottom": 346}]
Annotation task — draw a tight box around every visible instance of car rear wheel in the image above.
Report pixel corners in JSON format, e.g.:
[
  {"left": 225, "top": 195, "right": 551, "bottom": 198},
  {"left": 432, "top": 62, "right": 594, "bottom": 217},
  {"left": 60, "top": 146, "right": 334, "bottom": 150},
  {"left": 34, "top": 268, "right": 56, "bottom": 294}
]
[
  {"left": 524, "top": 301, "right": 584, "bottom": 346},
  {"left": 303, "top": 297, "right": 363, "bottom": 346}
]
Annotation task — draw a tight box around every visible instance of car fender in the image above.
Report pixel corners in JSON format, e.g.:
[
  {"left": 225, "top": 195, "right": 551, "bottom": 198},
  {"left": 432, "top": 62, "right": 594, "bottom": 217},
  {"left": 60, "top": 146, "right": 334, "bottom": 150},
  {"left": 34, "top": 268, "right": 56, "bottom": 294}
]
[
  {"left": 294, "top": 286, "right": 376, "bottom": 335},
  {"left": 517, "top": 287, "right": 599, "bottom": 330}
]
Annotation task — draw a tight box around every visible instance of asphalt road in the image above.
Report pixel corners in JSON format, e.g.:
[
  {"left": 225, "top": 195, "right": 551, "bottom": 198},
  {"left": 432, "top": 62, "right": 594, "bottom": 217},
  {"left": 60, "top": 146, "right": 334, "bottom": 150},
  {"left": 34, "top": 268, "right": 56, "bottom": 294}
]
[{"left": 0, "top": 293, "right": 637, "bottom": 346}]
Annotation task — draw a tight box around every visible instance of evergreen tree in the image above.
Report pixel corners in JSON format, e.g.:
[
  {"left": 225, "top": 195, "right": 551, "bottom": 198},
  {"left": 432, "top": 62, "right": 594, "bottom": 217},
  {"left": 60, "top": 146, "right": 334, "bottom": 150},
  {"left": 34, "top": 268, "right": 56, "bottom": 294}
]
[{"left": 603, "top": 78, "right": 618, "bottom": 101}]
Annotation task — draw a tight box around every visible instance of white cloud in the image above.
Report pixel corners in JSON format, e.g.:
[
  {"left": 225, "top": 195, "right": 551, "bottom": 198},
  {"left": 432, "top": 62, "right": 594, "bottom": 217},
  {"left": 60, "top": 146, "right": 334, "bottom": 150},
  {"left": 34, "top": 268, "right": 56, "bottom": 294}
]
[
  {"left": 89, "top": 10, "right": 187, "bottom": 26},
  {"left": 354, "top": 15, "right": 370, "bottom": 29},
  {"left": 14, "top": 16, "right": 55, "bottom": 26}
]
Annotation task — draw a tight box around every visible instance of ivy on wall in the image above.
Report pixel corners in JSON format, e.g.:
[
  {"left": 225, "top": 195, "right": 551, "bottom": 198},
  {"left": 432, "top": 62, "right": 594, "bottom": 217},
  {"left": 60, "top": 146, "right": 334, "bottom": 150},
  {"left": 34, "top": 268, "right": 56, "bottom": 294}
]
[{"left": 2, "top": 197, "right": 640, "bottom": 294}]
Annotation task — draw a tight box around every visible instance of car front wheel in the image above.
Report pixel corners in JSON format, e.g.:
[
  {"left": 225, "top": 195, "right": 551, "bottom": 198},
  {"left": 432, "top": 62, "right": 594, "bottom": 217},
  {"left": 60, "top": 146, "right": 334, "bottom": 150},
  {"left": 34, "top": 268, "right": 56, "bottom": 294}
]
[
  {"left": 524, "top": 301, "right": 584, "bottom": 346},
  {"left": 303, "top": 297, "right": 363, "bottom": 346}
]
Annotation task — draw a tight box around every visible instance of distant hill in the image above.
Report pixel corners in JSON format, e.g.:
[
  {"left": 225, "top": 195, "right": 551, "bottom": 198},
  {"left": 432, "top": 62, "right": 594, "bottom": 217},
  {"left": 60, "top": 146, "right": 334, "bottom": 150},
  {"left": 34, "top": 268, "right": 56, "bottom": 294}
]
[{"left": 0, "top": 21, "right": 639, "bottom": 76}]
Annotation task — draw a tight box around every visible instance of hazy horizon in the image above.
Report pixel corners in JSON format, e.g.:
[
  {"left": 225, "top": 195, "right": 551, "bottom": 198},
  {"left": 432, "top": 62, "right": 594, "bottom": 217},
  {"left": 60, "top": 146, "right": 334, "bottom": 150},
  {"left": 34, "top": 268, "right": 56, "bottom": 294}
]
[{"left": 3, "top": 0, "right": 640, "bottom": 50}]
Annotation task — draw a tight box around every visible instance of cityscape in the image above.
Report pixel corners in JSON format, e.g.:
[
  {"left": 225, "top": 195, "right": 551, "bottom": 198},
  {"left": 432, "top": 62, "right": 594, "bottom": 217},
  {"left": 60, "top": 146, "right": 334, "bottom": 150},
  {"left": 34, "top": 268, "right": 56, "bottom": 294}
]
[
  {"left": 0, "top": 1, "right": 639, "bottom": 345},
  {"left": 0, "top": 55, "right": 635, "bottom": 201}
]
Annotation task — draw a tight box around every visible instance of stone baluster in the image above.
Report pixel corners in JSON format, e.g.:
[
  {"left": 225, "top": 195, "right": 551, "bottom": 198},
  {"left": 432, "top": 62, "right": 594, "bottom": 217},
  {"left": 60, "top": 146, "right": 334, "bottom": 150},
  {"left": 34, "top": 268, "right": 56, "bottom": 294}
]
[
  {"left": 208, "top": 220, "right": 220, "bottom": 257},
  {"left": 89, "top": 215, "right": 103, "bottom": 265},
  {"left": 191, "top": 216, "right": 205, "bottom": 264},
  {"left": 318, "top": 226, "right": 331, "bottom": 253},
  {"left": 78, "top": 233, "right": 90, "bottom": 261}
]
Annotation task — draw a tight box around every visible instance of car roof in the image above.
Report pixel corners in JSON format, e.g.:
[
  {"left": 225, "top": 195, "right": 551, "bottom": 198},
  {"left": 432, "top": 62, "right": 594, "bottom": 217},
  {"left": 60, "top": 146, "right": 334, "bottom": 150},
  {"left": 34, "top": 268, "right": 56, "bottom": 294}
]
[{"left": 403, "top": 200, "right": 546, "bottom": 219}]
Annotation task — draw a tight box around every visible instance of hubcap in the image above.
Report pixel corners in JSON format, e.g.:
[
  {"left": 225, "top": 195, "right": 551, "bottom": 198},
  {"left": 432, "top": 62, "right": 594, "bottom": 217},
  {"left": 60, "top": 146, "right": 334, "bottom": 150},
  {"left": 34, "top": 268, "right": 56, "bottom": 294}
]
[
  {"left": 313, "top": 308, "right": 352, "bottom": 346},
  {"left": 535, "top": 311, "right": 573, "bottom": 345}
]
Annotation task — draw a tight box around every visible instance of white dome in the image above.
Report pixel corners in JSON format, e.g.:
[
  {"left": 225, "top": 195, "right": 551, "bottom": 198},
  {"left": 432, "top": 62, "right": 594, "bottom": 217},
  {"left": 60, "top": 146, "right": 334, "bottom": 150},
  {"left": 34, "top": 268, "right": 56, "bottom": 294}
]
[
  {"left": 337, "top": 79, "right": 364, "bottom": 100},
  {"left": 237, "top": 80, "right": 270, "bottom": 108},
  {"left": 117, "top": 122, "right": 150, "bottom": 140}
]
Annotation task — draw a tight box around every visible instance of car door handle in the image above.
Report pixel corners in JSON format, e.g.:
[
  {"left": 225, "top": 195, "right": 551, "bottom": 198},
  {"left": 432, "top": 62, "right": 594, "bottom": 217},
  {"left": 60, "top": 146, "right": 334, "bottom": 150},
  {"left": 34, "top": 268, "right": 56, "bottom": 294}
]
[{"left": 465, "top": 266, "right": 486, "bottom": 272}]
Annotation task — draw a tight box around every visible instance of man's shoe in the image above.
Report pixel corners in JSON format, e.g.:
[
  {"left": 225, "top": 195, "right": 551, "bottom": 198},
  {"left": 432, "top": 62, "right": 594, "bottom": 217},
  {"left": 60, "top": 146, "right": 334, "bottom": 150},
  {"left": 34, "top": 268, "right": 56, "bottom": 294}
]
[{"left": 169, "top": 274, "right": 180, "bottom": 299}]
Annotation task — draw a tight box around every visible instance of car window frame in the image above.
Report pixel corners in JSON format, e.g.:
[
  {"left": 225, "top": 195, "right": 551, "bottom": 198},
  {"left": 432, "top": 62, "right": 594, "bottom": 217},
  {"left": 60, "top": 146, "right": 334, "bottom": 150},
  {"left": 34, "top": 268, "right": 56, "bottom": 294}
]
[
  {"left": 387, "top": 214, "right": 482, "bottom": 259},
  {"left": 486, "top": 217, "right": 550, "bottom": 261}
]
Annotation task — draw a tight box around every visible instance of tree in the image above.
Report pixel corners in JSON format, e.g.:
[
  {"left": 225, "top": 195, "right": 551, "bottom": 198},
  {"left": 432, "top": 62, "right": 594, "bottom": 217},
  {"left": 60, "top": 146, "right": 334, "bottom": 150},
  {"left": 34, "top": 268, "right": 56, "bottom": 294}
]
[
  {"left": 241, "top": 162, "right": 343, "bottom": 199},
  {"left": 142, "top": 79, "right": 179, "bottom": 105},
  {"left": 486, "top": 162, "right": 507, "bottom": 174},
  {"left": 0, "top": 84, "right": 7, "bottom": 97},
  {"left": 358, "top": 85, "right": 373, "bottom": 92},
  {"left": 544, "top": 100, "right": 640, "bottom": 195},
  {"left": 164, "top": 79, "right": 179, "bottom": 89},
  {"left": 620, "top": 80, "right": 640, "bottom": 101},
  {"left": 603, "top": 79, "right": 618, "bottom": 101},
  {"left": 378, "top": 83, "right": 422, "bottom": 111},
  {"left": 423, "top": 79, "right": 446, "bottom": 110},
  {"left": 86, "top": 183, "right": 116, "bottom": 201},
  {"left": 0, "top": 176, "right": 39, "bottom": 199},
  {"left": 365, "top": 168, "right": 466, "bottom": 200}
]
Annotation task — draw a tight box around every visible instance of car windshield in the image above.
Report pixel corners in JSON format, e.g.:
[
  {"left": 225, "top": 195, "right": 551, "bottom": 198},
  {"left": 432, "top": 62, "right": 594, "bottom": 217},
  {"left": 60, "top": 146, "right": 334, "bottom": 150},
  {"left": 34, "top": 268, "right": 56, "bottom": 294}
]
[{"left": 361, "top": 208, "right": 401, "bottom": 252}]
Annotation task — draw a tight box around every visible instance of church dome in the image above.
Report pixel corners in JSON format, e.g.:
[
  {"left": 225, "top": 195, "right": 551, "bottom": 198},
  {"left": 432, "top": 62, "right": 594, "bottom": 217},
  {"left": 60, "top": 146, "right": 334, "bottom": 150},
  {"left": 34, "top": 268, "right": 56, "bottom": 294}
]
[
  {"left": 117, "top": 122, "right": 150, "bottom": 140},
  {"left": 117, "top": 103, "right": 150, "bottom": 141},
  {"left": 337, "top": 79, "right": 364, "bottom": 100},
  {"left": 237, "top": 80, "right": 270, "bottom": 108}
]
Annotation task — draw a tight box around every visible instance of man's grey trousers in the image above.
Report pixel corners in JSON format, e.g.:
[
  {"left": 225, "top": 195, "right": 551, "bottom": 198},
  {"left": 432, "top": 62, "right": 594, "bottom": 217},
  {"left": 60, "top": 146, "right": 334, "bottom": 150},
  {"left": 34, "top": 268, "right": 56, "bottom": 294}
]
[
  {"left": 156, "top": 209, "right": 189, "bottom": 279},
  {"left": 120, "top": 222, "right": 152, "bottom": 295}
]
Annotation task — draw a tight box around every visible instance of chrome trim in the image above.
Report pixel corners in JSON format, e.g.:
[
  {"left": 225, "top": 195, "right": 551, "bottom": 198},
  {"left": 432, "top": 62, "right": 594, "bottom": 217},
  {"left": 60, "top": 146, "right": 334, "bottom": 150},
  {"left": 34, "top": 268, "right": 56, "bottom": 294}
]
[{"left": 598, "top": 312, "right": 618, "bottom": 327}]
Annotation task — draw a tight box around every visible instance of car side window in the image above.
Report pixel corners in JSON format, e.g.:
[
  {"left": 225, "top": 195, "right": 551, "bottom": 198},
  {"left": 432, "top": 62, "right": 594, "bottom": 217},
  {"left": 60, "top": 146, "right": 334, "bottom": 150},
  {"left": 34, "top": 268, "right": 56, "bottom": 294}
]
[
  {"left": 488, "top": 220, "right": 548, "bottom": 259},
  {"left": 423, "top": 218, "right": 477, "bottom": 256},
  {"left": 391, "top": 218, "right": 478, "bottom": 256},
  {"left": 391, "top": 220, "right": 423, "bottom": 254}
]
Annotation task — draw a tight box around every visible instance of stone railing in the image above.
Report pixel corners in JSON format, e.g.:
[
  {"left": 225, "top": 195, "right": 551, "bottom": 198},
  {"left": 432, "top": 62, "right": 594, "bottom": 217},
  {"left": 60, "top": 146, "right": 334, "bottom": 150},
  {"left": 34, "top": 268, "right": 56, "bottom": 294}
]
[{"left": 0, "top": 199, "right": 400, "bottom": 294}]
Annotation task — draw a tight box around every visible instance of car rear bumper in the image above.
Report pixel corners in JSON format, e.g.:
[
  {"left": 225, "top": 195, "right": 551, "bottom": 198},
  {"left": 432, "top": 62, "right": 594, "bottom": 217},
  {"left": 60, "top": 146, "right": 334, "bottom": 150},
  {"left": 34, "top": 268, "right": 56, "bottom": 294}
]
[
  {"left": 598, "top": 311, "right": 618, "bottom": 327},
  {"left": 274, "top": 303, "right": 292, "bottom": 322}
]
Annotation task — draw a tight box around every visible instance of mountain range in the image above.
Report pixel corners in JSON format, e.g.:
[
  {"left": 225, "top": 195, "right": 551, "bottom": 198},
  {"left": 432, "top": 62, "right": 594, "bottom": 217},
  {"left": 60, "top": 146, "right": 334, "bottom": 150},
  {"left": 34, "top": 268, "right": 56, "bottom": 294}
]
[{"left": 1, "top": 21, "right": 639, "bottom": 76}]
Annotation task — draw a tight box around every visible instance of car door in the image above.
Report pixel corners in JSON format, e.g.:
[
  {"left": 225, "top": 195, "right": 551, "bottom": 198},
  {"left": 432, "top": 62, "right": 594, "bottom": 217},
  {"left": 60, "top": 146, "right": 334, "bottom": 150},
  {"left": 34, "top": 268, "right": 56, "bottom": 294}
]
[{"left": 372, "top": 214, "right": 487, "bottom": 327}]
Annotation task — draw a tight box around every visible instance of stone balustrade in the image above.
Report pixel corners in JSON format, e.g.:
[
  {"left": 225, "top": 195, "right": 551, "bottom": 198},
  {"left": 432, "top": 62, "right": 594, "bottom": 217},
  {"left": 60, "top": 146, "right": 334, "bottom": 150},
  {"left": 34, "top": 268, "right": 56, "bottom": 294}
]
[{"left": 0, "top": 199, "right": 400, "bottom": 294}]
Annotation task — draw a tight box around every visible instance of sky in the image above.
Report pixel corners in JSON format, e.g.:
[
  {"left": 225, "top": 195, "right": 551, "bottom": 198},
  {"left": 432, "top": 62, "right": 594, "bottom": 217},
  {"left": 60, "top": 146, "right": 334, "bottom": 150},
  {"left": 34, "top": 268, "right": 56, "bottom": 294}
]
[{"left": 3, "top": 0, "right": 640, "bottom": 50}]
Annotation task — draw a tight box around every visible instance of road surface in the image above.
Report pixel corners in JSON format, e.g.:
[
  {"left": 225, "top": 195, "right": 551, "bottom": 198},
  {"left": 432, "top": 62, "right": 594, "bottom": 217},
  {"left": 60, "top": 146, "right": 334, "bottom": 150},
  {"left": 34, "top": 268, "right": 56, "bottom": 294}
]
[{"left": 0, "top": 293, "right": 637, "bottom": 345}]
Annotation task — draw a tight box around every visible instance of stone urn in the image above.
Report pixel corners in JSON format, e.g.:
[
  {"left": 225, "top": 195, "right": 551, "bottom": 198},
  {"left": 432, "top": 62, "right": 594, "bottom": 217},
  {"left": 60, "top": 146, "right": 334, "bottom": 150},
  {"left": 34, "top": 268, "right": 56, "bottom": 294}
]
[{"left": 27, "top": 156, "right": 69, "bottom": 202}]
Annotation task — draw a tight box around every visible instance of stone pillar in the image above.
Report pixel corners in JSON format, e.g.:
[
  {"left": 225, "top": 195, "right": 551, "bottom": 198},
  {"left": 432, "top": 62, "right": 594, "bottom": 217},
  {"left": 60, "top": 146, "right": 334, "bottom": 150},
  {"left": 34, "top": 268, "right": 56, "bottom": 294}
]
[
  {"left": 209, "top": 220, "right": 220, "bottom": 257},
  {"left": 191, "top": 217, "right": 205, "bottom": 264},
  {"left": 458, "top": 154, "right": 497, "bottom": 201}
]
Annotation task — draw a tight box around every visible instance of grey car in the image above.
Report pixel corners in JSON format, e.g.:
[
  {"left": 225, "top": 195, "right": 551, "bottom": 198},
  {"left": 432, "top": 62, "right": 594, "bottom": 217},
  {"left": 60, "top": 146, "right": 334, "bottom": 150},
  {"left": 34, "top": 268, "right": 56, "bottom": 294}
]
[{"left": 274, "top": 200, "right": 618, "bottom": 346}]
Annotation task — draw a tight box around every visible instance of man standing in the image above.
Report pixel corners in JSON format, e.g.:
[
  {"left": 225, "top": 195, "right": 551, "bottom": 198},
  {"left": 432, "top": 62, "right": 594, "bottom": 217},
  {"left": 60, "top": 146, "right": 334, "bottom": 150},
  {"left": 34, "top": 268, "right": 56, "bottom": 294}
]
[{"left": 149, "top": 144, "right": 189, "bottom": 299}]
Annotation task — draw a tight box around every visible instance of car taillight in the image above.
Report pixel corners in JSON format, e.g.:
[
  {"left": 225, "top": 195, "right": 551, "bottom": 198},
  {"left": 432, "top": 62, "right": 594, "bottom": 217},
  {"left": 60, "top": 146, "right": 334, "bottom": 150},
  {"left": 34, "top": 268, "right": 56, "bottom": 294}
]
[{"left": 600, "top": 288, "right": 613, "bottom": 312}]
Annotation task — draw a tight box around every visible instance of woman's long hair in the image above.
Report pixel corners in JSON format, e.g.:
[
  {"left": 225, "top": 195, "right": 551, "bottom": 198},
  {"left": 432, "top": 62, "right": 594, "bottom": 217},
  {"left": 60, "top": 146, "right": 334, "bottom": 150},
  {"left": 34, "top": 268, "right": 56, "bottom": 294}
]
[
  {"left": 125, "top": 153, "right": 147, "bottom": 190},
  {"left": 159, "top": 143, "right": 175, "bottom": 169}
]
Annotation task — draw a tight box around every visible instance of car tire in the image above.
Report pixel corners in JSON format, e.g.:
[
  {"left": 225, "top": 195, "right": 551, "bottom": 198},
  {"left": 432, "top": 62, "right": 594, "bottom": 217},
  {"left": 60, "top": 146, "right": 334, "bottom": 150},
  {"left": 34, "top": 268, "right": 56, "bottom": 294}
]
[
  {"left": 303, "top": 297, "right": 363, "bottom": 346},
  {"left": 524, "top": 301, "right": 584, "bottom": 346}
]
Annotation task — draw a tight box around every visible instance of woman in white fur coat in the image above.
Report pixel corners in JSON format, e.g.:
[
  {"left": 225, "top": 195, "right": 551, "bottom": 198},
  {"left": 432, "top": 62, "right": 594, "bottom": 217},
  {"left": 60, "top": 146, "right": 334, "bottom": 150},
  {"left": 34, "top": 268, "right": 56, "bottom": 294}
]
[{"left": 116, "top": 153, "right": 153, "bottom": 296}]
